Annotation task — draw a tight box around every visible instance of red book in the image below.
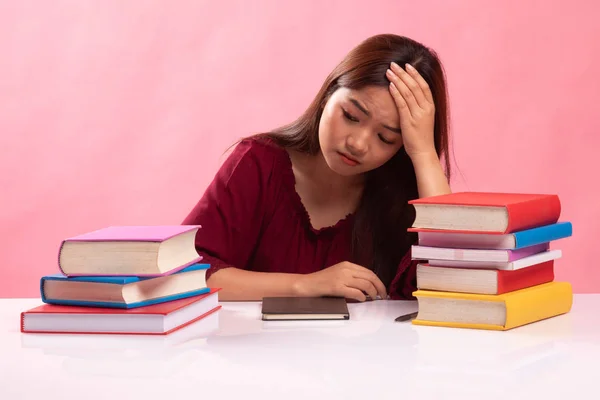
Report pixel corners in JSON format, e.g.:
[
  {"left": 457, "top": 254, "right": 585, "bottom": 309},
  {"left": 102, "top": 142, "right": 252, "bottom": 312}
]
[
  {"left": 408, "top": 192, "right": 561, "bottom": 234},
  {"left": 415, "top": 261, "right": 555, "bottom": 295},
  {"left": 497, "top": 261, "right": 555, "bottom": 293},
  {"left": 21, "top": 289, "right": 221, "bottom": 335}
]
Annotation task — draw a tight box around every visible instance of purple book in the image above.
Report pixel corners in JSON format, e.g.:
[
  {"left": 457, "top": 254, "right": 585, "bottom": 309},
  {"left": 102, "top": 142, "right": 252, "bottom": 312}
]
[{"left": 411, "top": 242, "right": 549, "bottom": 263}]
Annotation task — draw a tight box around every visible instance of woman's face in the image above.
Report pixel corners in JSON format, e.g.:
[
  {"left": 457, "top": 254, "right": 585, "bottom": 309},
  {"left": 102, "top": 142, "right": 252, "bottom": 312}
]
[{"left": 318, "top": 86, "right": 404, "bottom": 177}]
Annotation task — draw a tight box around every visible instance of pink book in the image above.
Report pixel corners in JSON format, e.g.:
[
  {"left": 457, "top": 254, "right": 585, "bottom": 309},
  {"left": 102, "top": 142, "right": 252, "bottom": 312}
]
[
  {"left": 58, "top": 225, "right": 203, "bottom": 277},
  {"left": 411, "top": 242, "right": 549, "bottom": 263}
]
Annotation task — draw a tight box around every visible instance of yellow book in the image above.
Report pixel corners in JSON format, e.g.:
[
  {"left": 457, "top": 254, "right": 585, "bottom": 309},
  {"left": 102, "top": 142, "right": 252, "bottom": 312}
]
[{"left": 412, "top": 281, "right": 572, "bottom": 331}]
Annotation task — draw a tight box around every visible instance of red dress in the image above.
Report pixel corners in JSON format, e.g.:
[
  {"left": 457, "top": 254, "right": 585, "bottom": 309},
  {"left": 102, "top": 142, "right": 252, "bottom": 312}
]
[{"left": 182, "top": 137, "right": 418, "bottom": 300}]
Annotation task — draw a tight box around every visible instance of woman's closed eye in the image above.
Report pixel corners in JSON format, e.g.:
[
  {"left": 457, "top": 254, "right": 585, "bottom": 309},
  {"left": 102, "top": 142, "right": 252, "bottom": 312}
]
[
  {"left": 378, "top": 134, "right": 395, "bottom": 145},
  {"left": 342, "top": 108, "right": 359, "bottom": 123},
  {"left": 343, "top": 107, "right": 396, "bottom": 145}
]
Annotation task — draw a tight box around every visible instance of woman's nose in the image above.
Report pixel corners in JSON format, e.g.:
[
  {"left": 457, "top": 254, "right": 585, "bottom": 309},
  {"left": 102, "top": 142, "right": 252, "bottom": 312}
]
[{"left": 346, "top": 130, "right": 369, "bottom": 155}]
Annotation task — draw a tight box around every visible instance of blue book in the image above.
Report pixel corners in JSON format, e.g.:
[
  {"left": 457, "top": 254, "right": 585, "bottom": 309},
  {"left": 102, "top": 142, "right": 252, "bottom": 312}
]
[
  {"left": 511, "top": 222, "right": 573, "bottom": 248},
  {"left": 40, "top": 263, "right": 211, "bottom": 309},
  {"left": 417, "top": 222, "right": 572, "bottom": 250}
]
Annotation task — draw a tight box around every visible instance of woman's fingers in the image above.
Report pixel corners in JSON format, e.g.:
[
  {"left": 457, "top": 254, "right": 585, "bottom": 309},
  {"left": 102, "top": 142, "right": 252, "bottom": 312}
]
[
  {"left": 341, "top": 286, "right": 367, "bottom": 302},
  {"left": 389, "top": 81, "right": 410, "bottom": 123},
  {"left": 387, "top": 63, "right": 424, "bottom": 112},
  {"left": 348, "top": 277, "right": 379, "bottom": 300},
  {"left": 342, "top": 262, "right": 388, "bottom": 299},
  {"left": 405, "top": 63, "right": 434, "bottom": 104},
  {"left": 349, "top": 267, "right": 387, "bottom": 299}
]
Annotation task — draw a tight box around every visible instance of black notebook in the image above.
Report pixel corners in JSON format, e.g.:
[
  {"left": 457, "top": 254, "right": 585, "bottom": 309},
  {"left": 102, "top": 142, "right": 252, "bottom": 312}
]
[{"left": 261, "top": 296, "right": 350, "bottom": 321}]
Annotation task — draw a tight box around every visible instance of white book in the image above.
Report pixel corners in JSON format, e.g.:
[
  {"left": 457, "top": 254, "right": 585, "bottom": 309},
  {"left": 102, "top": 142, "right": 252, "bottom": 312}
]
[{"left": 427, "top": 249, "right": 562, "bottom": 271}]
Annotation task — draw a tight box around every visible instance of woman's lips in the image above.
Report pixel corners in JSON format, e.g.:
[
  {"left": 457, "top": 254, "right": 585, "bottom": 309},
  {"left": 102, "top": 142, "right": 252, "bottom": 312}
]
[{"left": 338, "top": 152, "right": 360, "bottom": 166}]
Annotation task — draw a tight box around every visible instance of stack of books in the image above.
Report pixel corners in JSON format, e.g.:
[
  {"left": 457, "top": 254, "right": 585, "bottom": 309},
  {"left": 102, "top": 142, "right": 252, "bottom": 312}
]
[
  {"left": 406, "top": 192, "right": 573, "bottom": 331},
  {"left": 20, "top": 225, "right": 221, "bottom": 335}
]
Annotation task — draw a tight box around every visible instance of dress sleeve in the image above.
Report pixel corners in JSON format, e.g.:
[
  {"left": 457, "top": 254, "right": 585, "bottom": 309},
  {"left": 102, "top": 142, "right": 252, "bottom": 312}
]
[
  {"left": 182, "top": 139, "right": 277, "bottom": 280},
  {"left": 388, "top": 249, "right": 419, "bottom": 300}
]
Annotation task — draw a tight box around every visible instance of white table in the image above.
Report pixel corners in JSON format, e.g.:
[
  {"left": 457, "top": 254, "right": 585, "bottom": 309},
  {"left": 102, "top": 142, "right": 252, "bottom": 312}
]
[{"left": 1, "top": 296, "right": 599, "bottom": 400}]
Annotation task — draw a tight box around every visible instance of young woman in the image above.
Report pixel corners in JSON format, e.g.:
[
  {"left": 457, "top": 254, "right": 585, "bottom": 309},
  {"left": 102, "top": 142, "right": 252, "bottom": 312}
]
[{"left": 183, "top": 33, "right": 452, "bottom": 302}]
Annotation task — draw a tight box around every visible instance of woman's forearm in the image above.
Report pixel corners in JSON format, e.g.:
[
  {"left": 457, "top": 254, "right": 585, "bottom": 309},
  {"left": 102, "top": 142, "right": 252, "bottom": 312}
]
[
  {"left": 410, "top": 152, "right": 451, "bottom": 198},
  {"left": 207, "top": 267, "right": 304, "bottom": 301}
]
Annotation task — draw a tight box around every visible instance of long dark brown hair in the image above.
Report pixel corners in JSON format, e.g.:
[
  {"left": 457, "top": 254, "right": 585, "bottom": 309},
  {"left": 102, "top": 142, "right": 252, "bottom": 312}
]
[{"left": 253, "top": 34, "right": 452, "bottom": 288}]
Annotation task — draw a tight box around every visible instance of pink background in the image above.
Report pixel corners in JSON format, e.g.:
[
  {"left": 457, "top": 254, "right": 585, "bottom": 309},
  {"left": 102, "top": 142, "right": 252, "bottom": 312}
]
[{"left": 1, "top": 1, "right": 598, "bottom": 297}]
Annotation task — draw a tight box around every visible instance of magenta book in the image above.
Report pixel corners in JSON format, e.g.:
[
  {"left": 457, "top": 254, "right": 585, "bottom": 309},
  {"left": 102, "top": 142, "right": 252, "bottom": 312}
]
[{"left": 58, "top": 225, "right": 203, "bottom": 277}]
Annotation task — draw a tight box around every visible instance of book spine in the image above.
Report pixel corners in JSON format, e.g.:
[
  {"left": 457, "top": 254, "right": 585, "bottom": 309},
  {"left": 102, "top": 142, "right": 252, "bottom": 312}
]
[
  {"left": 506, "top": 243, "right": 549, "bottom": 261},
  {"left": 513, "top": 222, "right": 573, "bottom": 248},
  {"left": 496, "top": 260, "right": 555, "bottom": 294},
  {"left": 505, "top": 196, "right": 561, "bottom": 233},
  {"left": 503, "top": 282, "right": 573, "bottom": 329}
]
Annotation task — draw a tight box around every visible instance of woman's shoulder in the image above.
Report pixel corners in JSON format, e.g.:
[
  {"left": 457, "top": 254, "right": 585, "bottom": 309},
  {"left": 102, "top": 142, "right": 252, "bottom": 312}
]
[
  {"left": 218, "top": 134, "right": 292, "bottom": 184},
  {"left": 230, "top": 134, "right": 289, "bottom": 164}
]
